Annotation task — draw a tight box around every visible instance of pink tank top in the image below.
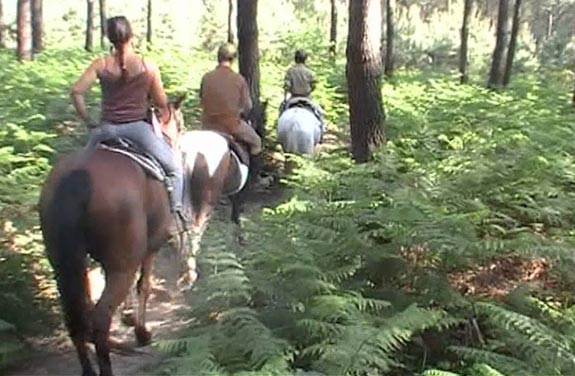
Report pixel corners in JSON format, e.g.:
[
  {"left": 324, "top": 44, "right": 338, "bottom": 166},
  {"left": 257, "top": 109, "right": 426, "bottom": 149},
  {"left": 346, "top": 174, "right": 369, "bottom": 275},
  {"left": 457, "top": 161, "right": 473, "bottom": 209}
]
[{"left": 98, "top": 58, "right": 153, "bottom": 124}]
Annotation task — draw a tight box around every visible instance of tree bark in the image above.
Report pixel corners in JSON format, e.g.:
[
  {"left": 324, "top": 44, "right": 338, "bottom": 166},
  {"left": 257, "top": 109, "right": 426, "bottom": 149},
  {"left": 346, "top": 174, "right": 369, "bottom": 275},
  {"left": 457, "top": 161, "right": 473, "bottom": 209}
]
[
  {"left": 237, "top": 0, "right": 260, "bottom": 104},
  {"left": 17, "top": 0, "right": 32, "bottom": 61},
  {"left": 237, "top": 0, "right": 262, "bottom": 136},
  {"left": 146, "top": 0, "right": 152, "bottom": 48},
  {"left": 487, "top": 0, "right": 509, "bottom": 89},
  {"left": 99, "top": 0, "right": 107, "bottom": 49},
  {"left": 0, "top": 0, "right": 5, "bottom": 49},
  {"left": 459, "top": 0, "right": 473, "bottom": 84},
  {"left": 502, "top": 0, "right": 521, "bottom": 87},
  {"left": 329, "top": 0, "right": 337, "bottom": 55},
  {"left": 85, "top": 0, "right": 94, "bottom": 51},
  {"left": 384, "top": 0, "right": 394, "bottom": 78},
  {"left": 31, "top": 0, "right": 42, "bottom": 52},
  {"left": 346, "top": 0, "right": 386, "bottom": 163},
  {"left": 227, "top": 0, "right": 234, "bottom": 44}
]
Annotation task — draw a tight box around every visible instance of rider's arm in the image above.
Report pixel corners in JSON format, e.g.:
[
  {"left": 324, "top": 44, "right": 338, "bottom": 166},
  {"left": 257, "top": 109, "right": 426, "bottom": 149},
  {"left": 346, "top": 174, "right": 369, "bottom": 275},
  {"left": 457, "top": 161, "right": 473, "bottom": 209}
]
[
  {"left": 70, "top": 58, "right": 102, "bottom": 126},
  {"left": 147, "top": 61, "right": 170, "bottom": 124},
  {"left": 283, "top": 69, "right": 292, "bottom": 95}
]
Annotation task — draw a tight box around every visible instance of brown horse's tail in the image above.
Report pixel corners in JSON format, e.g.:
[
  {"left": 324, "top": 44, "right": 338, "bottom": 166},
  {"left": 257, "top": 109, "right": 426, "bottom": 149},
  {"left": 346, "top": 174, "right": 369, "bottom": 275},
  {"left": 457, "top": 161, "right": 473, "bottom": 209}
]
[{"left": 44, "top": 169, "right": 92, "bottom": 342}]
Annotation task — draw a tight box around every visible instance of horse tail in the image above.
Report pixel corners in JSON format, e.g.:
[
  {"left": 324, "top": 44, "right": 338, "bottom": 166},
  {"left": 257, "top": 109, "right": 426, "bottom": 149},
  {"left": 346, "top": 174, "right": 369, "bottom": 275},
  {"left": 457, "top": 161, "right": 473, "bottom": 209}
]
[
  {"left": 278, "top": 109, "right": 316, "bottom": 155},
  {"left": 189, "top": 153, "right": 211, "bottom": 219},
  {"left": 44, "top": 169, "right": 92, "bottom": 341}
]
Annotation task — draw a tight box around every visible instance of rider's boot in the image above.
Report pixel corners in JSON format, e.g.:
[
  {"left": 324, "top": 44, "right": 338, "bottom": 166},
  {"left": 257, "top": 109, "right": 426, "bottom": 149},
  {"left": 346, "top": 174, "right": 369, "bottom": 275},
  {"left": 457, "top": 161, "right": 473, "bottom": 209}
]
[{"left": 165, "top": 173, "right": 188, "bottom": 249}]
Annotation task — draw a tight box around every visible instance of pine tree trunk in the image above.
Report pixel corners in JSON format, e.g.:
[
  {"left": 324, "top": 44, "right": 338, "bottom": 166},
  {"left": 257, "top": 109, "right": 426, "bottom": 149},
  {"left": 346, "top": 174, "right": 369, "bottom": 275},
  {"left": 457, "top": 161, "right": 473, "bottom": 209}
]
[
  {"left": 487, "top": 0, "right": 509, "bottom": 89},
  {"left": 17, "top": 0, "right": 32, "bottom": 61},
  {"left": 380, "top": 0, "right": 385, "bottom": 61},
  {"left": 146, "top": 0, "right": 152, "bottom": 48},
  {"left": 329, "top": 0, "right": 337, "bottom": 55},
  {"left": 347, "top": 0, "right": 386, "bottom": 163},
  {"left": 99, "top": 0, "right": 107, "bottom": 49},
  {"left": 384, "top": 0, "right": 394, "bottom": 78},
  {"left": 0, "top": 0, "right": 5, "bottom": 49},
  {"left": 85, "top": 0, "right": 94, "bottom": 51},
  {"left": 459, "top": 0, "right": 473, "bottom": 84},
  {"left": 237, "top": 0, "right": 260, "bottom": 105},
  {"left": 31, "top": 0, "right": 42, "bottom": 52},
  {"left": 227, "top": 0, "right": 233, "bottom": 44},
  {"left": 502, "top": 0, "right": 521, "bottom": 87}
]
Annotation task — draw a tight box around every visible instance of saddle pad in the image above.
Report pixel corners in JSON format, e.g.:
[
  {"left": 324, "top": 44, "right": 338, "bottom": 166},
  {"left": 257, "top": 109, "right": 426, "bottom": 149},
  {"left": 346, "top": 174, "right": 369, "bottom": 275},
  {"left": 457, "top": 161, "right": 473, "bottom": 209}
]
[
  {"left": 229, "top": 150, "right": 249, "bottom": 195},
  {"left": 98, "top": 143, "right": 165, "bottom": 181}
]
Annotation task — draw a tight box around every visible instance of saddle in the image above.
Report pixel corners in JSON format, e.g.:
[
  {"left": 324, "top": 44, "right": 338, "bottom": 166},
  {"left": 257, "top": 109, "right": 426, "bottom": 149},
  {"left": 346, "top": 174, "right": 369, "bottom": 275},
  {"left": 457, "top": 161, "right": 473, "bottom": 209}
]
[
  {"left": 214, "top": 131, "right": 250, "bottom": 167},
  {"left": 282, "top": 97, "right": 323, "bottom": 123},
  {"left": 97, "top": 138, "right": 167, "bottom": 181}
]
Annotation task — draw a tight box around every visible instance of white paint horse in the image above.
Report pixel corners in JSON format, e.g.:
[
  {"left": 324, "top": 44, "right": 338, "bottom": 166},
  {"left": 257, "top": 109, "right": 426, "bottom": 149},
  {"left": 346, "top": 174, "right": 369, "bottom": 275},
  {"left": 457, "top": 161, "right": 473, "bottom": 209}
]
[
  {"left": 173, "top": 102, "right": 266, "bottom": 286},
  {"left": 277, "top": 98, "right": 323, "bottom": 155},
  {"left": 176, "top": 130, "right": 249, "bottom": 285}
]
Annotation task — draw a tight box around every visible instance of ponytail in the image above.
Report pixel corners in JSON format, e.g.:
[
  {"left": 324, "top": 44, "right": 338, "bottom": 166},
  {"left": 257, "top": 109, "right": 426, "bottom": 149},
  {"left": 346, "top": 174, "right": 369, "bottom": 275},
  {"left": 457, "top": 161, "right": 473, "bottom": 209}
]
[
  {"left": 106, "top": 16, "right": 133, "bottom": 81},
  {"left": 115, "top": 43, "right": 128, "bottom": 80}
]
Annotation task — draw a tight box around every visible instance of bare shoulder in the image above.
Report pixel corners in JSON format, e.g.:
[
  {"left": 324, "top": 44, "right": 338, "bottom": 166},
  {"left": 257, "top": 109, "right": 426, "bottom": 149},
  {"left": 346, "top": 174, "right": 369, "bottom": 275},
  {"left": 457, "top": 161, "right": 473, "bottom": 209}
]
[{"left": 90, "top": 56, "right": 106, "bottom": 72}]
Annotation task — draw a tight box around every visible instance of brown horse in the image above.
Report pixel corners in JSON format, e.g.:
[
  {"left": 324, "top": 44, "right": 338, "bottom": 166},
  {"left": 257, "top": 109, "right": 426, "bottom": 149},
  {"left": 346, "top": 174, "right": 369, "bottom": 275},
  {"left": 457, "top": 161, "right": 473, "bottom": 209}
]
[
  {"left": 176, "top": 101, "right": 267, "bottom": 286},
  {"left": 39, "top": 97, "right": 185, "bottom": 376}
]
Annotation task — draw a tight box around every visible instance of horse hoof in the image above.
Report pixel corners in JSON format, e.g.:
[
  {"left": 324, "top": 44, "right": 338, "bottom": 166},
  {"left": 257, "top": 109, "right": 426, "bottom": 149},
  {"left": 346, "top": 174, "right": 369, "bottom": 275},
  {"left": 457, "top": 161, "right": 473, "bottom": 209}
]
[
  {"left": 177, "top": 271, "right": 197, "bottom": 291},
  {"left": 121, "top": 312, "right": 137, "bottom": 327},
  {"left": 135, "top": 326, "right": 152, "bottom": 346},
  {"left": 237, "top": 233, "right": 248, "bottom": 246}
]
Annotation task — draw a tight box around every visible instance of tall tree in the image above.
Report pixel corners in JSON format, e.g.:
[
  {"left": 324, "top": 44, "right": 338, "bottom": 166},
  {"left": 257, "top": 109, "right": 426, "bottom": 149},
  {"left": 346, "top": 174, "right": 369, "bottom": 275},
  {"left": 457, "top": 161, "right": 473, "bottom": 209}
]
[
  {"left": 146, "top": 0, "right": 152, "bottom": 47},
  {"left": 346, "top": 0, "right": 386, "bottom": 163},
  {"left": 99, "top": 0, "right": 107, "bottom": 49},
  {"left": 31, "top": 0, "right": 42, "bottom": 52},
  {"left": 85, "top": 0, "right": 94, "bottom": 51},
  {"left": 227, "top": 0, "right": 234, "bottom": 44},
  {"left": 487, "top": 0, "right": 509, "bottom": 89},
  {"left": 502, "top": 0, "right": 522, "bottom": 87},
  {"left": 459, "top": 0, "right": 473, "bottom": 84},
  {"left": 237, "top": 0, "right": 261, "bottom": 107},
  {"left": 384, "top": 0, "right": 394, "bottom": 78},
  {"left": 17, "top": 0, "right": 32, "bottom": 61},
  {"left": 0, "top": 0, "right": 5, "bottom": 49},
  {"left": 329, "top": 0, "right": 337, "bottom": 55}
]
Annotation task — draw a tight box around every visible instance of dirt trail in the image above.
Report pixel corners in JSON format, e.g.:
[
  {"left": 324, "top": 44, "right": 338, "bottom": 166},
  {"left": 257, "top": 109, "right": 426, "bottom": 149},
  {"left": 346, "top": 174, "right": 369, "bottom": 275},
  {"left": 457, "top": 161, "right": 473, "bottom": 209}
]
[{"left": 6, "top": 185, "right": 284, "bottom": 376}]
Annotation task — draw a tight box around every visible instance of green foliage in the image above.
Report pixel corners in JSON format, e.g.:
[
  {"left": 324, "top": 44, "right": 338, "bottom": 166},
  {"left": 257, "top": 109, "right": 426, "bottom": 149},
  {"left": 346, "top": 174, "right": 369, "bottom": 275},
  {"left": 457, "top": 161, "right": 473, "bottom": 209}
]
[
  {"left": 0, "top": 318, "right": 25, "bottom": 370},
  {"left": 448, "top": 299, "right": 575, "bottom": 376},
  {"left": 158, "top": 68, "right": 575, "bottom": 375}
]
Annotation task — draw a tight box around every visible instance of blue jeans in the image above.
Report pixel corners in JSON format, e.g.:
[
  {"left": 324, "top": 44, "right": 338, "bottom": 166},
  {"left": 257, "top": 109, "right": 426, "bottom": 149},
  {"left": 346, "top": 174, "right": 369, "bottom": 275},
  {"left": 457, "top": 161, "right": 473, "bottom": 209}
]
[{"left": 87, "top": 121, "right": 183, "bottom": 210}]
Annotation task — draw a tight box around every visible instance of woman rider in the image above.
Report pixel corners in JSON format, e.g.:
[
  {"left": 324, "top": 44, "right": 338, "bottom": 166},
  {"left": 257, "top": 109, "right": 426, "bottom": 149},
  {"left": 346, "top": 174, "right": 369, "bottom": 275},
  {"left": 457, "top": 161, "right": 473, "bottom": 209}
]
[{"left": 69, "top": 16, "right": 182, "bottom": 214}]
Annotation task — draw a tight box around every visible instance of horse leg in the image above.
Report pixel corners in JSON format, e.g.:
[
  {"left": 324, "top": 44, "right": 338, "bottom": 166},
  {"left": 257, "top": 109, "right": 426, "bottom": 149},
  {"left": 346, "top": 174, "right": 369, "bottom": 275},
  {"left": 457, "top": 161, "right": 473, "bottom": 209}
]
[
  {"left": 92, "top": 268, "right": 138, "bottom": 376},
  {"left": 70, "top": 267, "right": 97, "bottom": 376},
  {"left": 177, "top": 210, "right": 211, "bottom": 288},
  {"left": 49, "top": 250, "right": 95, "bottom": 376},
  {"left": 135, "top": 253, "right": 155, "bottom": 346},
  {"left": 120, "top": 287, "right": 137, "bottom": 327},
  {"left": 230, "top": 189, "right": 248, "bottom": 245}
]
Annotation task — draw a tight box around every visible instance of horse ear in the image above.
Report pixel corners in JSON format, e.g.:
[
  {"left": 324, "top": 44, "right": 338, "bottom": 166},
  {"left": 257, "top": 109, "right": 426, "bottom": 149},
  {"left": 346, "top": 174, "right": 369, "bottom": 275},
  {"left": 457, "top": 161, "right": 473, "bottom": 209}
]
[{"left": 174, "top": 93, "right": 187, "bottom": 109}]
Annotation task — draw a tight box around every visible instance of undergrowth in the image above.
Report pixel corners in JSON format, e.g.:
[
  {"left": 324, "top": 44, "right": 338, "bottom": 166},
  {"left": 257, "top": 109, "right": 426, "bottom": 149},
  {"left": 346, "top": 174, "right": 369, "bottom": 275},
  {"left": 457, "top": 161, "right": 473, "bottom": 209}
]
[{"left": 156, "top": 71, "right": 575, "bottom": 375}]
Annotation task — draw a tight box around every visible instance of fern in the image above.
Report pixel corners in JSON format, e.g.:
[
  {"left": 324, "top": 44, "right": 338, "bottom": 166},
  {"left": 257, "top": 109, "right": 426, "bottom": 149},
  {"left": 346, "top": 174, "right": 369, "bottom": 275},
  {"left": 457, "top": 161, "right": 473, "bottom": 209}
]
[{"left": 422, "top": 370, "right": 461, "bottom": 376}]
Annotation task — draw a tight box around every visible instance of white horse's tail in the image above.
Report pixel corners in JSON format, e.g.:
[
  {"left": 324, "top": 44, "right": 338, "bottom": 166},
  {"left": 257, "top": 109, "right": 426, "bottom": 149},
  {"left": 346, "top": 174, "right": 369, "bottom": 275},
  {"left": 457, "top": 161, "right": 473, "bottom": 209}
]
[{"left": 277, "top": 108, "right": 321, "bottom": 155}]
